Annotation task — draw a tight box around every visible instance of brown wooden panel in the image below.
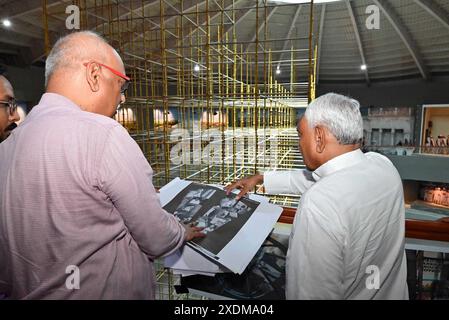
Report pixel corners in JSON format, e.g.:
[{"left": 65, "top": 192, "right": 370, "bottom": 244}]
[
  {"left": 279, "top": 207, "right": 449, "bottom": 243},
  {"left": 405, "top": 219, "right": 449, "bottom": 242}
]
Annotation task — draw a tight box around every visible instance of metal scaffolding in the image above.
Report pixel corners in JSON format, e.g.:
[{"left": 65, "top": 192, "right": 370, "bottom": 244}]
[{"left": 43, "top": 0, "right": 318, "bottom": 299}]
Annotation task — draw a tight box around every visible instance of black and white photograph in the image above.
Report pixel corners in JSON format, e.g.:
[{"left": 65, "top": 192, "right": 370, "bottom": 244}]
[
  {"left": 196, "top": 197, "right": 253, "bottom": 234},
  {"left": 170, "top": 187, "right": 217, "bottom": 223},
  {"left": 180, "top": 232, "right": 289, "bottom": 300},
  {"left": 163, "top": 182, "right": 260, "bottom": 255}
]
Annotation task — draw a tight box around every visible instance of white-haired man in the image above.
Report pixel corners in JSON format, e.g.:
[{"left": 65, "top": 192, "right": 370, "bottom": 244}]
[
  {"left": 226, "top": 93, "right": 408, "bottom": 300},
  {"left": 0, "top": 31, "right": 204, "bottom": 299}
]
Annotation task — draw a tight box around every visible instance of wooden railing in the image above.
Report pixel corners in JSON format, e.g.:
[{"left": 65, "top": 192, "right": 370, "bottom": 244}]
[{"left": 279, "top": 207, "right": 449, "bottom": 242}]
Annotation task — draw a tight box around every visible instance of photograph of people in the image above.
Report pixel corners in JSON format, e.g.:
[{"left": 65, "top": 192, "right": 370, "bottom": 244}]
[
  {"left": 163, "top": 182, "right": 260, "bottom": 255},
  {"left": 196, "top": 198, "right": 251, "bottom": 233},
  {"left": 173, "top": 188, "right": 216, "bottom": 223}
]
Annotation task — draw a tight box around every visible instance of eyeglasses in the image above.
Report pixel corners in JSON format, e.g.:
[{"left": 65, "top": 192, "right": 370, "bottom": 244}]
[
  {"left": 83, "top": 62, "right": 131, "bottom": 95},
  {"left": 0, "top": 99, "right": 18, "bottom": 116}
]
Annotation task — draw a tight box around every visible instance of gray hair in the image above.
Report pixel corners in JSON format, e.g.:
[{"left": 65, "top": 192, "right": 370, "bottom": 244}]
[
  {"left": 45, "top": 31, "right": 109, "bottom": 87},
  {"left": 305, "top": 93, "right": 363, "bottom": 145}
]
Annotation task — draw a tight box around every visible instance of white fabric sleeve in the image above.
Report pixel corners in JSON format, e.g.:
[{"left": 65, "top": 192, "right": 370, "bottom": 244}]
[{"left": 264, "top": 170, "right": 315, "bottom": 195}]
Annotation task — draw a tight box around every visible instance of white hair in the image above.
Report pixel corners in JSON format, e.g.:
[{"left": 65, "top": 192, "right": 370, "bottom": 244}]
[
  {"left": 304, "top": 93, "right": 363, "bottom": 145},
  {"left": 45, "top": 31, "right": 109, "bottom": 87}
]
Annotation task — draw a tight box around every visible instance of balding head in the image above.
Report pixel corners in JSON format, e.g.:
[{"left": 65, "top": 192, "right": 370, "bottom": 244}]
[
  {"left": 45, "top": 31, "right": 128, "bottom": 117},
  {"left": 45, "top": 31, "right": 110, "bottom": 87}
]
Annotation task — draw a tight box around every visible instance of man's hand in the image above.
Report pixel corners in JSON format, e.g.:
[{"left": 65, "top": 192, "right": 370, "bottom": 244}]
[
  {"left": 183, "top": 223, "right": 206, "bottom": 241},
  {"left": 224, "top": 174, "right": 264, "bottom": 200}
]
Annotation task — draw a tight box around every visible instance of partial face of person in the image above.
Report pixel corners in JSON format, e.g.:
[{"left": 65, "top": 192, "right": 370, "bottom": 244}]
[
  {"left": 85, "top": 48, "right": 128, "bottom": 118},
  {"left": 99, "top": 51, "right": 128, "bottom": 118},
  {"left": 0, "top": 78, "right": 20, "bottom": 142},
  {"left": 297, "top": 116, "right": 320, "bottom": 171}
]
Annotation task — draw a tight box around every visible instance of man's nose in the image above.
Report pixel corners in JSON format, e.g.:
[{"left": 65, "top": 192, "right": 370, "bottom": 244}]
[{"left": 10, "top": 110, "right": 20, "bottom": 123}]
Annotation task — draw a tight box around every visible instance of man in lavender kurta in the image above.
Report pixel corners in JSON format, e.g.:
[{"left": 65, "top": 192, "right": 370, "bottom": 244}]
[{"left": 0, "top": 31, "right": 204, "bottom": 299}]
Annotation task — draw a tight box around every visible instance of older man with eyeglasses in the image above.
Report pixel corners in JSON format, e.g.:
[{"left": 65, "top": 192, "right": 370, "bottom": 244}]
[
  {"left": 0, "top": 31, "right": 204, "bottom": 300},
  {"left": 0, "top": 75, "right": 20, "bottom": 143},
  {"left": 226, "top": 93, "right": 409, "bottom": 300}
]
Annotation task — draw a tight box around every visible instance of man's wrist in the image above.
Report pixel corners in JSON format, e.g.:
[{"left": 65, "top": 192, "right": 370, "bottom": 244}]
[{"left": 255, "top": 173, "right": 264, "bottom": 184}]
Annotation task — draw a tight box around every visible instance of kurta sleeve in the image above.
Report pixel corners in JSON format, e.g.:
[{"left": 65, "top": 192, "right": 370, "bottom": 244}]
[
  {"left": 286, "top": 193, "right": 345, "bottom": 300},
  {"left": 264, "top": 170, "right": 315, "bottom": 195},
  {"left": 97, "top": 125, "right": 185, "bottom": 260}
]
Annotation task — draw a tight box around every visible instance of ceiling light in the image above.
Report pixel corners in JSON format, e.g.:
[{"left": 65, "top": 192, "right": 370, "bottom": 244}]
[
  {"left": 194, "top": 64, "right": 200, "bottom": 72},
  {"left": 2, "top": 19, "right": 11, "bottom": 27},
  {"left": 276, "top": 68, "right": 281, "bottom": 75},
  {"left": 361, "top": 64, "right": 367, "bottom": 71}
]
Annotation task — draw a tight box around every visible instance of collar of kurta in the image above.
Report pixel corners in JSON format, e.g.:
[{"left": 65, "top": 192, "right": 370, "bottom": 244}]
[
  {"left": 39, "top": 92, "right": 82, "bottom": 111},
  {"left": 312, "top": 149, "right": 365, "bottom": 182}
]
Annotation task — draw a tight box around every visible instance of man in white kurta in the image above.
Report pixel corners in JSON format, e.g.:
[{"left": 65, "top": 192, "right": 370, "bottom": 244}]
[
  {"left": 226, "top": 93, "right": 408, "bottom": 299},
  {"left": 265, "top": 149, "right": 408, "bottom": 299}
]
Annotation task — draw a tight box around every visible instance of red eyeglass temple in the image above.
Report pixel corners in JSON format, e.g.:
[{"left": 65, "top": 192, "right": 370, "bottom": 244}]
[{"left": 83, "top": 62, "right": 130, "bottom": 81}]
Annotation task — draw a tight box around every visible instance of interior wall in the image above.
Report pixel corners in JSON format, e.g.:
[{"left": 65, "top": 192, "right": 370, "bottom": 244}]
[
  {"left": 317, "top": 77, "right": 449, "bottom": 108},
  {"left": 427, "top": 108, "right": 449, "bottom": 138},
  {"left": 430, "top": 116, "right": 449, "bottom": 137},
  {"left": 1, "top": 65, "right": 45, "bottom": 108}
]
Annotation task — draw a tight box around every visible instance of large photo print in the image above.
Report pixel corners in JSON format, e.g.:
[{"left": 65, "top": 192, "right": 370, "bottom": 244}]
[
  {"left": 163, "top": 182, "right": 260, "bottom": 255},
  {"left": 180, "top": 232, "right": 289, "bottom": 300}
]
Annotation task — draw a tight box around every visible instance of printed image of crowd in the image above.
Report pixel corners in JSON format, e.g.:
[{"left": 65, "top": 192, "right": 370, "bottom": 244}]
[
  {"left": 196, "top": 197, "right": 252, "bottom": 234},
  {"left": 163, "top": 182, "right": 259, "bottom": 255},
  {"left": 171, "top": 186, "right": 253, "bottom": 234},
  {"left": 173, "top": 188, "right": 217, "bottom": 223},
  {"left": 180, "top": 233, "right": 288, "bottom": 300}
]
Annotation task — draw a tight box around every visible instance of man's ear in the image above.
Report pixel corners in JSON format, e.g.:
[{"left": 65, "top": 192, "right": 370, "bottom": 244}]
[
  {"left": 314, "top": 126, "right": 326, "bottom": 153},
  {"left": 86, "top": 62, "right": 101, "bottom": 92}
]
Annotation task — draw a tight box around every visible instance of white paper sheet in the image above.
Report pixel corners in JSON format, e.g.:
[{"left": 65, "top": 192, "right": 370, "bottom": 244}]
[
  {"left": 164, "top": 243, "right": 230, "bottom": 274},
  {"left": 171, "top": 269, "right": 218, "bottom": 277},
  {"left": 161, "top": 177, "right": 283, "bottom": 274}
]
